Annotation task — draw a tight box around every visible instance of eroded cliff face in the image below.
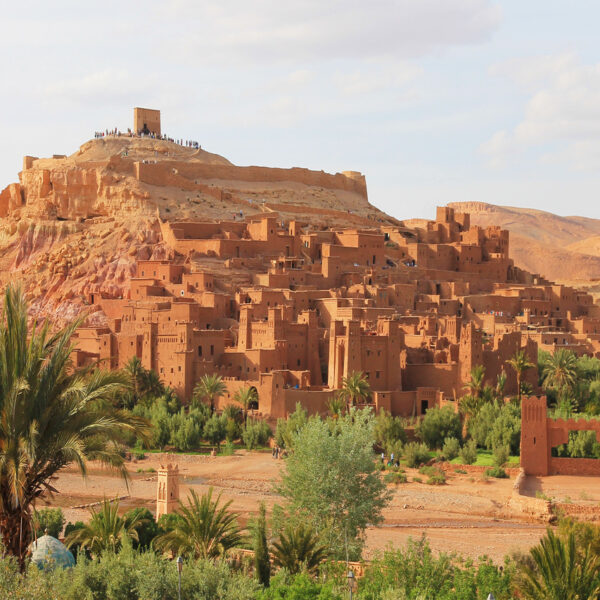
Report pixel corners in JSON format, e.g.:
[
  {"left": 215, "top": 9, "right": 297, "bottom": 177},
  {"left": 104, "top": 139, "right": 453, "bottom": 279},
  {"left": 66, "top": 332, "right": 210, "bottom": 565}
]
[{"left": 0, "top": 136, "right": 386, "bottom": 324}]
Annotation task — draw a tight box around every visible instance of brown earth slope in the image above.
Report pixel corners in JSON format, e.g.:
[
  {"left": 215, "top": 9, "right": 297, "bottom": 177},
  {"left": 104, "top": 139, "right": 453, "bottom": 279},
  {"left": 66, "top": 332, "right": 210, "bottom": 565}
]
[{"left": 448, "top": 202, "right": 600, "bottom": 285}]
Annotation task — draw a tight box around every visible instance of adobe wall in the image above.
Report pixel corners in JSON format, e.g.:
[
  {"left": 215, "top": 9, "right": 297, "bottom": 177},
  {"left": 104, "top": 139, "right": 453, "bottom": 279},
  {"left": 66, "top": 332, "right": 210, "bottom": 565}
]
[
  {"left": 135, "top": 161, "right": 368, "bottom": 199},
  {"left": 521, "top": 396, "right": 600, "bottom": 476}
]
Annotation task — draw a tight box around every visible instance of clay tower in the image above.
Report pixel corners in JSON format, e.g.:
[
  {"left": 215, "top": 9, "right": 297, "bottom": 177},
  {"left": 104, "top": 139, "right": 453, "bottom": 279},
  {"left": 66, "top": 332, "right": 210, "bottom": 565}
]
[{"left": 156, "top": 463, "right": 179, "bottom": 518}]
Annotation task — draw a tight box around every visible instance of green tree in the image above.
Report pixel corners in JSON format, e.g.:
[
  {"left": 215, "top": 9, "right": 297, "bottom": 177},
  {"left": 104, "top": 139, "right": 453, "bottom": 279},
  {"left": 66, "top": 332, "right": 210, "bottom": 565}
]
[
  {"left": 251, "top": 502, "right": 271, "bottom": 586},
  {"left": 516, "top": 529, "right": 600, "bottom": 600},
  {"left": 271, "top": 523, "right": 328, "bottom": 575},
  {"left": 463, "top": 365, "right": 486, "bottom": 398},
  {"left": 338, "top": 371, "right": 371, "bottom": 411},
  {"left": 193, "top": 373, "right": 227, "bottom": 413},
  {"left": 123, "top": 507, "right": 159, "bottom": 550},
  {"left": 234, "top": 386, "right": 258, "bottom": 428},
  {"left": 203, "top": 414, "right": 227, "bottom": 451},
  {"left": 373, "top": 410, "right": 406, "bottom": 454},
  {"left": 153, "top": 488, "right": 242, "bottom": 559},
  {"left": 541, "top": 349, "right": 578, "bottom": 394},
  {"left": 65, "top": 498, "right": 147, "bottom": 555},
  {"left": 275, "top": 403, "right": 308, "bottom": 450},
  {"left": 277, "top": 408, "right": 390, "bottom": 560},
  {"left": 417, "top": 406, "right": 462, "bottom": 450},
  {"left": 0, "top": 285, "right": 149, "bottom": 569},
  {"left": 506, "top": 349, "right": 535, "bottom": 401},
  {"left": 32, "top": 507, "right": 65, "bottom": 539}
]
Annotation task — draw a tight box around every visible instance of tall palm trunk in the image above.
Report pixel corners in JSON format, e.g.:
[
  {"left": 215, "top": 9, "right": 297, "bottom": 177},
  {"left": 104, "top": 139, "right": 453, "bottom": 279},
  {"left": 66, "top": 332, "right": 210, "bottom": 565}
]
[{"left": 0, "top": 505, "right": 32, "bottom": 571}]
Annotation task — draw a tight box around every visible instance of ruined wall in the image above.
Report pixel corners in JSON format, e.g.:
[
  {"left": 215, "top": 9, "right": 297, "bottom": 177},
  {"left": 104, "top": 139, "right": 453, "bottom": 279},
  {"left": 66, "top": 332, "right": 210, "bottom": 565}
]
[{"left": 135, "top": 161, "right": 368, "bottom": 199}]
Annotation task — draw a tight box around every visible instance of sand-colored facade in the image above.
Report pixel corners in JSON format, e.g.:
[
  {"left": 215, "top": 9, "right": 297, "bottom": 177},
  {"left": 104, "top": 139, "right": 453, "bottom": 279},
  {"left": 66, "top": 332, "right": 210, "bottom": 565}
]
[{"left": 70, "top": 205, "right": 600, "bottom": 420}]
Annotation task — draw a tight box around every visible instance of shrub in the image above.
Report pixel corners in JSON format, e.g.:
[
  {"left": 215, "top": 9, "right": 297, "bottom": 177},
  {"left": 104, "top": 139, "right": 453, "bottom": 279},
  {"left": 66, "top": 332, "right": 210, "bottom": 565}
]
[
  {"left": 225, "top": 418, "right": 242, "bottom": 443},
  {"left": 426, "top": 470, "right": 447, "bottom": 485},
  {"left": 441, "top": 437, "right": 460, "bottom": 461},
  {"left": 493, "top": 444, "right": 510, "bottom": 467},
  {"left": 417, "top": 407, "right": 461, "bottom": 450},
  {"left": 485, "top": 467, "right": 509, "bottom": 479},
  {"left": 404, "top": 442, "right": 431, "bottom": 468},
  {"left": 383, "top": 472, "right": 407, "bottom": 485},
  {"left": 33, "top": 508, "right": 65, "bottom": 538},
  {"left": 374, "top": 410, "right": 407, "bottom": 449},
  {"left": 243, "top": 420, "right": 273, "bottom": 450},
  {"left": 458, "top": 440, "right": 477, "bottom": 465},
  {"left": 412, "top": 476, "right": 423, "bottom": 483},
  {"left": 454, "top": 468, "right": 467, "bottom": 474},
  {"left": 275, "top": 403, "right": 308, "bottom": 449}
]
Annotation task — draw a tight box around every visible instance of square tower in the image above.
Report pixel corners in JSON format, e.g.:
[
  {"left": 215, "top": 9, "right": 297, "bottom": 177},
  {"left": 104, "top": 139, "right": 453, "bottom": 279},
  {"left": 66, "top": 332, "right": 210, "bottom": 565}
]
[
  {"left": 156, "top": 463, "right": 179, "bottom": 518},
  {"left": 134, "top": 107, "right": 161, "bottom": 136}
]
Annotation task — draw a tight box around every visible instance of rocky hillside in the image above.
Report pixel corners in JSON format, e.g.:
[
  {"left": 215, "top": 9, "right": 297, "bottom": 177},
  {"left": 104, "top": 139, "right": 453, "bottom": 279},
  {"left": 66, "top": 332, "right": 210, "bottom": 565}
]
[
  {"left": 0, "top": 136, "right": 396, "bottom": 324},
  {"left": 448, "top": 202, "right": 600, "bottom": 285}
]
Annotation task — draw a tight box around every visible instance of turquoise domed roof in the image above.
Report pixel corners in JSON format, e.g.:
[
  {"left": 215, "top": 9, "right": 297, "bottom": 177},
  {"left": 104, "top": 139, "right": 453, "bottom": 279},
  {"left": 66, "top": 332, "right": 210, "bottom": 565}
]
[{"left": 29, "top": 534, "right": 75, "bottom": 570}]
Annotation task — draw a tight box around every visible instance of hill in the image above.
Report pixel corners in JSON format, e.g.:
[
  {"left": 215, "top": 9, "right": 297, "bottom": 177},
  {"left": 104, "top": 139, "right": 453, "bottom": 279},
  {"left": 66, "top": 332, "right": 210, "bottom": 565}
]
[
  {"left": 0, "top": 136, "right": 396, "bottom": 323},
  {"left": 447, "top": 202, "right": 600, "bottom": 285}
]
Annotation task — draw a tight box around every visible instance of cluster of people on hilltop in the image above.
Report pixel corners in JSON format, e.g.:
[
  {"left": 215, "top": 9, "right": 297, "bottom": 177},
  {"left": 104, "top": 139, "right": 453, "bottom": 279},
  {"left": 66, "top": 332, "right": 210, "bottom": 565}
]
[{"left": 93, "top": 129, "right": 201, "bottom": 149}]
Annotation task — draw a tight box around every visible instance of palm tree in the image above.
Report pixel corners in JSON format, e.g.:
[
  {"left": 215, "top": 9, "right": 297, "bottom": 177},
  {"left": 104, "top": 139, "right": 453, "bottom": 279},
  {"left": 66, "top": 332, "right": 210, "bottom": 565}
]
[
  {"left": 193, "top": 374, "right": 227, "bottom": 413},
  {"left": 542, "top": 349, "right": 578, "bottom": 394},
  {"left": 326, "top": 394, "right": 346, "bottom": 418},
  {"left": 153, "top": 488, "right": 242, "bottom": 559},
  {"left": 496, "top": 370, "right": 507, "bottom": 398},
  {"left": 65, "top": 498, "right": 147, "bottom": 555},
  {"left": 234, "top": 386, "right": 258, "bottom": 427},
  {"left": 506, "top": 350, "right": 535, "bottom": 401},
  {"left": 517, "top": 529, "right": 600, "bottom": 600},
  {"left": 124, "top": 356, "right": 146, "bottom": 404},
  {"left": 271, "top": 523, "right": 328, "bottom": 575},
  {"left": 0, "top": 285, "right": 150, "bottom": 569},
  {"left": 463, "top": 365, "right": 486, "bottom": 398},
  {"left": 338, "top": 371, "right": 371, "bottom": 411}
]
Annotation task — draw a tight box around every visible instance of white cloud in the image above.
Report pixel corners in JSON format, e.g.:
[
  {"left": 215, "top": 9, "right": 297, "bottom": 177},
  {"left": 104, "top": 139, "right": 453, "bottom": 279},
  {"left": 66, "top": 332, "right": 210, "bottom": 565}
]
[
  {"left": 482, "top": 53, "right": 600, "bottom": 169},
  {"left": 159, "top": 0, "right": 501, "bottom": 64},
  {"left": 42, "top": 69, "right": 156, "bottom": 106}
]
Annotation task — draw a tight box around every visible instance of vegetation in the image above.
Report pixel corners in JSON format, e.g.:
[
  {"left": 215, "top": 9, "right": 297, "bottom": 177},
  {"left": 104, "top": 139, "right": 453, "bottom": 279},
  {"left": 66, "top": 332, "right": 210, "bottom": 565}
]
[
  {"left": 338, "top": 371, "right": 371, "bottom": 410},
  {"left": 506, "top": 349, "right": 535, "bottom": 402},
  {"left": 33, "top": 508, "right": 65, "bottom": 539},
  {"left": 193, "top": 373, "right": 227, "bottom": 413},
  {"left": 154, "top": 488, "right": 242, "bottom": 559},
  {"left": 235, "top": 386, "right": 259, "bottom": 427},
  {"left": 404, "top": 442, "right": 431, "bottom": 468},
  {"left": 271, "top": 523, "right": 328, "bottom": 575},
  {"left": 0, "top": 285, "right": 150, "bottom": 569},
  {"left": 251, "top": 503, "right": 271, "bottom": 587},
  {"left": 417, "top": 406, "right": 462, "bottom": 450},
  {"left": 65, "top": 498, "right": 146, "bottom": 555},
  {"left": 277, "top": 408, "right": 390, "bottom": 561}
]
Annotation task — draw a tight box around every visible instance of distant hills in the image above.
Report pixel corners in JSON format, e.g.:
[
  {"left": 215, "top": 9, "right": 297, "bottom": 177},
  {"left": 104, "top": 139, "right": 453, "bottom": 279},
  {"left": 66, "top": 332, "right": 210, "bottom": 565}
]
[{"left": 448, "top": 202, "right": 600, "bottom": 288}]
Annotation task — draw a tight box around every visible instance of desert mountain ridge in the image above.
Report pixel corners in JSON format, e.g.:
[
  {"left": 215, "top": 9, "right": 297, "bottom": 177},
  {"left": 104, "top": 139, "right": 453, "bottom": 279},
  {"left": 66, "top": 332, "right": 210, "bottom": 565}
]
[{"left": 447, "top": 201, "right": 600, "bottom": 291}]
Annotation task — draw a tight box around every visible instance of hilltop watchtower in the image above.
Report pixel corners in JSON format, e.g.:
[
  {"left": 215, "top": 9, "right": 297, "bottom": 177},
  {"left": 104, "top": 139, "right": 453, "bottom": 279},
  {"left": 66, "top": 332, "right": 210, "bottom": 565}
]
[
  {"left": 134, "top": 107, "right": 161, "bottom": 136},
  {"left": 156, "top": 463, "right": 179, "bottom": 518}
]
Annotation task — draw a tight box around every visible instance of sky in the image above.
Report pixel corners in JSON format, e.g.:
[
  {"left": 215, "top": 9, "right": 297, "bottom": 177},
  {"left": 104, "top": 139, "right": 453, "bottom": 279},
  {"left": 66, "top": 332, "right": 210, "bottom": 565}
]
[{"left": 1, "top": 0, "right": 600, "bottom": 221}]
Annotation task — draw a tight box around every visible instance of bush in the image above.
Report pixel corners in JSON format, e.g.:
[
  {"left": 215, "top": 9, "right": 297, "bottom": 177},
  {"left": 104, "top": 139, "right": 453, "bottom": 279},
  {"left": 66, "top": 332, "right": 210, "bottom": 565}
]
[
  {"left": 33, "top": 508, "right": 65, "bottom": 538},
  {"left": 441, "top": 437, "right": 460, "bottom": 461},
  {"left": 404, "top": 442, "right": 431, "bottom": 468},
  {"left": 243, "top": 420, "right": 273, "bottom": 449},
  {"left": 123, "top": 508, "right": 159, "bottom": 550},
  {"left": 383, "top": 471, "right": 407, "bottom": 485},
  {"left": 259, "top": 572, "right": 342, "bottom": 600},
  {"left": 485, "top": 467, "right": 509, "bottom": 479},
  {"left": 458, "top": 440, "right": 477, "bottom": 465},
  {"left": 225, "top": 418, "right": 242, "bottom": 443},
  {"left": 374, "top": 410, "right": 407, "bottom": 449},
  {"left": 426, "top": 470, "right": 447, "bottom": 485},
  {"left": 493, "top": 444, "right": 510, "bottom": 467},
  {"left": 170, "top": 408, "right": 203, "bottom": 451},
  {"left": 417, "top": 407, "right": 461, "bottom": 450}
]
